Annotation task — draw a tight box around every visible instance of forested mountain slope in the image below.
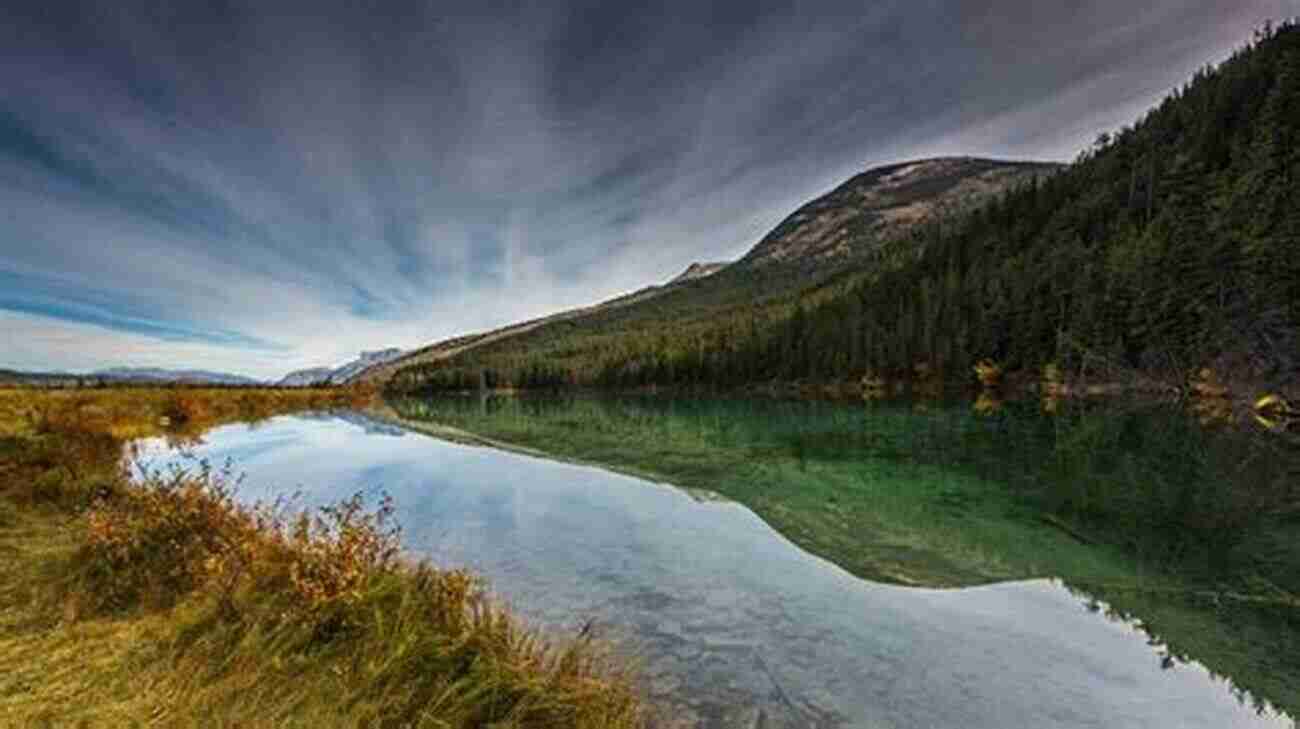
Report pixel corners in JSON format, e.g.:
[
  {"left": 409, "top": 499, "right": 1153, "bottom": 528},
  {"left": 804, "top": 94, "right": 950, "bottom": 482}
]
[
  {"left": 727, "top": 22, "right": 1300, "bottom": 389},
  {"left": 385, "top": 24, "right": 1298, "bottom": 394},
  {"left": 372, "top": 157, "right": 1056, "bottom": 390}
]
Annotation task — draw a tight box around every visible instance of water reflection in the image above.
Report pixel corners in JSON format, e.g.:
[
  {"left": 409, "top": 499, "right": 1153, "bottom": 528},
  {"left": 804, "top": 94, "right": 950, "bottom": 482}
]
[{"left": 133, "top": 412, "right": 1292, "bottom": 729}]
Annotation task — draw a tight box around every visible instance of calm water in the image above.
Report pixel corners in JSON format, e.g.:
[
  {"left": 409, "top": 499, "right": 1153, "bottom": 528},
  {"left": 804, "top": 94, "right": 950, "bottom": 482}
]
[{"left": 132, "top": 404, "right": 1293, "bottom": 729}]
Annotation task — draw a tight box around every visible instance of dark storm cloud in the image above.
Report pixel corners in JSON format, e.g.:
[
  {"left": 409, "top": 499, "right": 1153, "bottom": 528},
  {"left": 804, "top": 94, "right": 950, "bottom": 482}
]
[{"left": 1, "top": 0, "right": 1291, "bottom": 377}]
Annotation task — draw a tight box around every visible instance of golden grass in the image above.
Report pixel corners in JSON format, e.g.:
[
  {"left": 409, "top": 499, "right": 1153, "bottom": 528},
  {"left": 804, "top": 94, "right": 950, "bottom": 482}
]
[{"left": 0, "top": 387, "right": 644, "bottom": 729}]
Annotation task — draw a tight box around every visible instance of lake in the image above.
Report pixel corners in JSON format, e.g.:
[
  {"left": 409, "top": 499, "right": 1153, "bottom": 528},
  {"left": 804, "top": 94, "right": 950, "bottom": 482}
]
[{"left": 132, "top": 396, "right": 1297, "bottom": 728}]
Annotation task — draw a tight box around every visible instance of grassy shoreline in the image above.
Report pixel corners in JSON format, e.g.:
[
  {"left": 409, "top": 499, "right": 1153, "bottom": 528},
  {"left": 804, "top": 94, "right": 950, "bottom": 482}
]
[
  {"left": 388, "top": 367, "right": 1299, "bottom": 434},
  {"left": 0, "top": 387, "right": 643, "bottom": 729}
]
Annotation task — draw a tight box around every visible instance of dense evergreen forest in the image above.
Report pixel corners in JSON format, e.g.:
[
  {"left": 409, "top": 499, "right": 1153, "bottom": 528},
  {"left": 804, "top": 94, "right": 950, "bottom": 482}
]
[{"left": 391, "top": 23, "right": 1300, "bottom": 394}]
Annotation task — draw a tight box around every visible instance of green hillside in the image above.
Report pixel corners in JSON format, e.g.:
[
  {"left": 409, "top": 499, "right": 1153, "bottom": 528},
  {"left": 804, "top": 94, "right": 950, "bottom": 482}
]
[
  {"left": 378, "top": 158, "right": 1057, "bottom": 390},
  {"left": 388, "top": 23, "right": 1299, "bottom": 394}
]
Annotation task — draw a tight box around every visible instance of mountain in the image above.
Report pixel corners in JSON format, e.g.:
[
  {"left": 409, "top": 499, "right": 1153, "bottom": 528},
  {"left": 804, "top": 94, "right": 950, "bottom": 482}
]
[
  {"left": 326, "top": 349, "right": 405, "bottom": 384},
  {"left": 279, "top": 349, "right": 405, "bottom": 387},
  {"left": 668, "top": 262, "right": 730, "bottom": 283},
  {"left": 92, "top": 367, "right": 262, "bottom": 385},
  {"left": 380, "top": 25, "right": 1300, "bottom": 394},
  {"left": 711, "top": 23, "right": 1300, "bottom": 388},
  {"left": 0, "top": 369, "right": 84, "bottom": 387},
  {"left": 349, "top": 280, "right": 704, "bottom": 385},
  {"left": 737, "top": 157, "right": 1059, "bottom": 268},
  {"left": 363, "top": 157, "right": 1055, "bottom": 389},
  {"left": 277, "top": 367, "right": 336, "bottom": 387},
  {"left": 1, "top": 367, "right": 260, "bottom": 387}
]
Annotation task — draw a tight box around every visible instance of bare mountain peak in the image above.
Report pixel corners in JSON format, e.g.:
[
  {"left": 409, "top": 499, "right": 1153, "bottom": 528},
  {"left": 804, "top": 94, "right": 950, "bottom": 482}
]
[
  {"left": 277, "top": 348, "right": 405, "bottom": 386},
  {"left": 740, "top": 157, "right": 1061, "bottom": 268},
  {"left": 669, "top": 261, "right": 730, "bottom": 284}
]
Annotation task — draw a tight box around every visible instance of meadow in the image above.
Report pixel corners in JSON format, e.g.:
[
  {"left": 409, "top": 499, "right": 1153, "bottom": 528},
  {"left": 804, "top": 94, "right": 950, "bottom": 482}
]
[{"left": 0, "top": 387, "right": 643, "bottom": 729}]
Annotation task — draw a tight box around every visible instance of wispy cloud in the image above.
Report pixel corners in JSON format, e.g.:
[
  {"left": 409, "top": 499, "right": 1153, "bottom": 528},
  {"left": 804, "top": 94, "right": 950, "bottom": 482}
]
[{"left": 0, "top": 0, "right": 1288, "bottom": 378}]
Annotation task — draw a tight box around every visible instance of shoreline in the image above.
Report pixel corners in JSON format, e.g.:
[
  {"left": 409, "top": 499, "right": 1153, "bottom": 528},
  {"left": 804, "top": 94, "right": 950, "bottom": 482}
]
[{"left": 0, "top": 387, "right": 644, "bottom": 729}]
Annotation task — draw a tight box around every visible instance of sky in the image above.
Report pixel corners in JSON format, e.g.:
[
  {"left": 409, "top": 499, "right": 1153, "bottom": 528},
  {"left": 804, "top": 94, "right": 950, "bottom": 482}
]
[{"left": 1, "top": 0, "right": 1294, "bottom": 380}]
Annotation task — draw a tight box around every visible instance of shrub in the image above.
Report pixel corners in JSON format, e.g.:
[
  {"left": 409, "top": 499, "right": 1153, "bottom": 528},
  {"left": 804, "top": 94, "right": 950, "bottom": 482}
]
[
  {"left": 78, "top": 462, "right": 253, "bottom": 613},
  {"left": 285, "top": 492, "right": 401, "bottom": 620}
]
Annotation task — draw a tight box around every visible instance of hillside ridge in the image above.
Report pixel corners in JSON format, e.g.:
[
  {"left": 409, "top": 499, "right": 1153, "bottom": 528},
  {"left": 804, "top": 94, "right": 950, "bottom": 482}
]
[
  {"left": 358, "top": 156, "right": 1054, "bottom": 385},
  {"left": 739, "top": 157, "right": 1060, "bottom": 268}
]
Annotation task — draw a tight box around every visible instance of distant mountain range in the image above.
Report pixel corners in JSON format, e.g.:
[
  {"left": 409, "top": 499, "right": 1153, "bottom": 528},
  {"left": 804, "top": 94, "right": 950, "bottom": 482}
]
[
  {"left": 1, "top": 367, "right": 264, "bottom": 386},
  {"left": 277, "top": 349, "right": 405, "bottom": 387},
  {"left": 92, "top": 367, "right": 263, "bottom": 385},
  {"left": 2, "top": 351, "right": 407, "bottom": 388},
  {"left": 0, "top": 369, "right": 84, "bottom": 387}
]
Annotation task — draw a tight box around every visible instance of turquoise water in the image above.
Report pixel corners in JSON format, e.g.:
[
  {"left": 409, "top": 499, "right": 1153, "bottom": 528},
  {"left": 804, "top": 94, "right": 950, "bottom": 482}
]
[{"left": 132, "top": 406, "right": 1293, "bottom": 729}]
